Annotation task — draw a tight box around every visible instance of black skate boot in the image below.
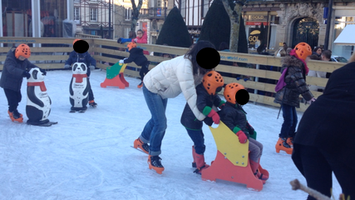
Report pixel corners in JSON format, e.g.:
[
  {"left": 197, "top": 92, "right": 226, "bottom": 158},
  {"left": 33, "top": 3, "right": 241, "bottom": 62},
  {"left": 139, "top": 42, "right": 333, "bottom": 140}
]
[
  {"left": 148, "top": 155, "right": 164, "bottom": 174},
  {"left": 133, "top": 138, "right": 149, "bottom": 154}
]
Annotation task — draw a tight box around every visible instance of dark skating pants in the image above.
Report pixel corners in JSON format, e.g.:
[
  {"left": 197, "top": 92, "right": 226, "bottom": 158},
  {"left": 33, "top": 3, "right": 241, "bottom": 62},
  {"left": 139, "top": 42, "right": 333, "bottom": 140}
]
[
  {"left": 186, "top": 128, "right": 206, "bottom": 155},
  {"left": 87, "top": 78, "right": 94, "bottom": 101},
  {"left": 3, "top": 89, "right": 22, "bottom": 112},
  {"left": 139, "top": 62, "right": 149, "bottom": 81},
  {"left": 292, "top": 144, "right": 355, "bottom": 200},
  {"left": 279, "top": 104, "right": 297, "bottom": 139}
]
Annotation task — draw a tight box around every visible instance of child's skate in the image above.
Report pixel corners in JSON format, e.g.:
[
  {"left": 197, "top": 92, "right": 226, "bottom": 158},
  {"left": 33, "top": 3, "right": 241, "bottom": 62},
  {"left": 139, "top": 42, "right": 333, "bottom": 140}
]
[
  {"left": 8, "top": 110, "right": 23, "bottom": 123},
  {"left": 275, "top": 137, "right": 293, "bottom": 154}
]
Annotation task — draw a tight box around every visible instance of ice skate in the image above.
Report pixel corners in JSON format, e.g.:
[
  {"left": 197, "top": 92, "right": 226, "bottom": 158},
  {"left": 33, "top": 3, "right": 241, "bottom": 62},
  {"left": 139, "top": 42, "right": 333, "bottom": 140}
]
[
  {"left": 286, "top": 137, "right": 294, "bottom": 147},
  {"left": 137, "top": 82, "right": 143, "bottom": 88},
  {"left": 193, "top": 148, "right": 209, "bottom": 174},
  {"left": 89, "top": 100, "right": 97, "bottom": 107},
  {"left": 148, "top": 155, "right": 164, "bottom": 174},
  {"left": 133, "top": 138, "right": 149, "bottom": 154},
  {"left": 8, "top": 110, "right": 23, "bottom": 123},
  {"left": 275, "top": 137, "right": 293, "bottom": 154}
]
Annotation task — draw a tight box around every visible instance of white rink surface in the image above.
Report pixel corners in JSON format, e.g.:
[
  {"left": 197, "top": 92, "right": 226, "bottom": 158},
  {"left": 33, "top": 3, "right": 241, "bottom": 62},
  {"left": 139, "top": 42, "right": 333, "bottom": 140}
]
[{"left": 0, "top": 69, "right": 341, "bottom": 200}]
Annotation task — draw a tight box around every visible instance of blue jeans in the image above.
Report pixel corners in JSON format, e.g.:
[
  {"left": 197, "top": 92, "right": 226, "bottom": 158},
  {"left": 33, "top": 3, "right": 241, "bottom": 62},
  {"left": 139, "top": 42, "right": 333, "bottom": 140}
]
[
  {"left": 279, "top": 104, "right": 298, "bottom": 138},
  {"left": 186, "top": 128, "right": 206, "bottom": 155},
  {"left": 139, "top": 85, "right": 168, "bottom": 156}
]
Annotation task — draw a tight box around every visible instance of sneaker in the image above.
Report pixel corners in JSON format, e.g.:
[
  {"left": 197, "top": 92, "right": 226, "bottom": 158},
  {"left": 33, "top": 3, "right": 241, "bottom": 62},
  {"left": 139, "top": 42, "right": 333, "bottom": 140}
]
[
  {"left": 89, "top": 100, "right": 97, "bottom": 107},
  {"left": 133, "top": 138, "right": 149, "bottom": 154},
  {"left": 137, "top": 82, "right": 143, "bottom": 88},
  {"left": 8, "top": 110, "right": 23, "bottom": 123},
  {"left": 148, "top": 155, "right": 164, "bottom": 174}
]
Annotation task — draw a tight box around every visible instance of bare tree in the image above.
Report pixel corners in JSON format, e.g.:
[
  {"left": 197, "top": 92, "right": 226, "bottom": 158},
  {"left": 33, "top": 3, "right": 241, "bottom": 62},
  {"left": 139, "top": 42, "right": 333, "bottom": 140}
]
[
  {"left": 131, "top": 0, "right": 144, "bottom": 32},
  {"left": 220, "top": 0, "right": 246, "bottom": 52}
]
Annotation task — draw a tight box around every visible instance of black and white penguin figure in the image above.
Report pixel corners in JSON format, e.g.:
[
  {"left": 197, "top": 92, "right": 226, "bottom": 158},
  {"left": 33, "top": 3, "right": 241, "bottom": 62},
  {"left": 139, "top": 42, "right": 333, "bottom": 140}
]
[
  {"left": 26, "top": 68, "right": 51, "bottom": 125},
  {"left": 69, "top": 62, "right": 89, "bottom": 111}
]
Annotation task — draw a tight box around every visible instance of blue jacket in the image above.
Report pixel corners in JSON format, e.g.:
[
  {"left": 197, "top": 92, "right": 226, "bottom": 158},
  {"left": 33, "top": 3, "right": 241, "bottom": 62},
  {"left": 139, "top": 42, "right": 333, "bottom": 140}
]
[
  {"left": 65, "top": 51, "right": 96, "bottom": 76},
  {"left": 0, "top": 48, "right": 37, "bottom": 91}
]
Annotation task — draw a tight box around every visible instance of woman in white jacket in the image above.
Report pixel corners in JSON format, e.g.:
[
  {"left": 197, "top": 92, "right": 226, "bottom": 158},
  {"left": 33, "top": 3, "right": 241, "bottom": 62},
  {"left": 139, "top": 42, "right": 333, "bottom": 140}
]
[{"left": 133, "top": 40, "right": 217, "bottom": 174}]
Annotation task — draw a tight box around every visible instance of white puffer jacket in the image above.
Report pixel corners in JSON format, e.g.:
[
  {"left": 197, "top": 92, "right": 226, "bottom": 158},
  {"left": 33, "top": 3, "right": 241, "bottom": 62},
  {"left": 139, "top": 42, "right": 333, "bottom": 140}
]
[{"left": 143, "top": 55, "right": 205, "bottom": 121}]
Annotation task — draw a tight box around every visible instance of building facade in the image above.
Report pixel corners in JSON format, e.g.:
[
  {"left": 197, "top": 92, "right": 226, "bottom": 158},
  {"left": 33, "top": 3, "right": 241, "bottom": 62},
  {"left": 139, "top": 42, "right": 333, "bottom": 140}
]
[{"left": 177, "top": 0, "right": 355, "bottom": 59}]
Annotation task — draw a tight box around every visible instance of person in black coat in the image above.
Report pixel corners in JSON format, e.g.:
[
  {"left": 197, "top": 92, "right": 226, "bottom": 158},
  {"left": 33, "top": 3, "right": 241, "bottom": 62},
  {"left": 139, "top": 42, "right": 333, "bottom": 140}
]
[
  {"left": 273, "top": 42, "right": 315, "bottom": 154},
  {"left": 292, "top": 55, "right": 355, "bottom": 200},
  {"left": 119, "top": 42, "right": 150, "bottom": 88},
  {"left": 180, "top": 71, "right": 224, "bottom": 174},
  {"left": 219, "top": 83, "right": 267, "bottom": 182},
  {"left": 64, "top": 39, "right": 97, "bottom": 107},
  {"left": 0, "top": 44, "right": 46, "bottom": 122}
]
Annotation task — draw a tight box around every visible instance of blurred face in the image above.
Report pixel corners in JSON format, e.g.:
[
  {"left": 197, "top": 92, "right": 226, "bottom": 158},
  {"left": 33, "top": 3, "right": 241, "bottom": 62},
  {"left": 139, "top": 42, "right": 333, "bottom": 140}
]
[
  {"left": 137, "top": 31, "right": 143, "bottom": 38},
  {"left": 316, "top": 48, "right": 322, "bottom": 55},
  {"left": 18, "top": 56, "right": 26, "bottom": 61}
]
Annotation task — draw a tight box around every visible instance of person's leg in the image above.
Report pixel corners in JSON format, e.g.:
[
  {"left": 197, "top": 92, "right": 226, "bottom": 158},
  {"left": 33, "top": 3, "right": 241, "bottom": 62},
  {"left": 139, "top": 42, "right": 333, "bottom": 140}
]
[
  {"left": 322, "top": 150, "right": 355, "bottom": 199},
  {"left": 4, "top": 89, "right": 21, "bottom": 112},
  {"left": 186, "top": 128, "right": 205, "bottom": 155},
  {"left": 279, "top": 104, "right": 294, "bottom": 139},
  {"left": 140, "top": 85, "right": 167, "bottom": 156},
  {"left": 297, "top": 145, "right": 333, "bottom": 200},
  {"left": 87, "top": 78, "right": 94, "bottom": 102},
  {"left": 288, "top": 106, "right": 298, "bottom": 138}
]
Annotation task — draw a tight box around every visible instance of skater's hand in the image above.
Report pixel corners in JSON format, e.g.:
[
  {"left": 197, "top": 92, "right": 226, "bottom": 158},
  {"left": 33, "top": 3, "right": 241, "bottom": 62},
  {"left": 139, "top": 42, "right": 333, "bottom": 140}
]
[
  {"left": 23, "top": 70, "right": 30, "bottom": 79},
  {"left": 119, "top": 60, "right": 124, "bottom": 64},
  {"left": 133, "top": 38, "right": 138, "bottom": 42},
  {"left": 207, "top": 110, "right": 220, "bottom": 124},
  {"left": 305, "top": 97, "right": 316, "bottom": 105},
  {"left": 236, "top": 131, "right": 248, "bottom": 144},
  {"left": 64, "top": 64, "right": 71, "bottom": 69}
]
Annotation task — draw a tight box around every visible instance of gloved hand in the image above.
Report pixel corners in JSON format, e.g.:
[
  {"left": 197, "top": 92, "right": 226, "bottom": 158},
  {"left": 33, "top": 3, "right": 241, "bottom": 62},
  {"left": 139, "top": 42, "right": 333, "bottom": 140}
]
[
  {"left": 133, "top": 38, "right": 138, "bottom": 43},
  {"left": 117, "top": 38, "right": 122, "bottom": 43},
  {"left": 207, "top": 109, "right": 220, "bottom": 124},
  {"left": 119, "top": 60, "right": 125, "bottom": 64},
  {"left": 23, "top": 71, "right": 30, "bottom": 79},
  {"left": 39, "top": 68, "right": 46, "bottom": 75},
  {"left": 89, "top": 65, "right": 95, "bottom": 70},
  {"left": 64, "top": 64, "right": 70, "bottom": 69},
  {"left": 218, "top": 100, "right": 226, "bottom": 109},
  {"left": 236, "top": 131, "right": 248, "bottom": 144}
]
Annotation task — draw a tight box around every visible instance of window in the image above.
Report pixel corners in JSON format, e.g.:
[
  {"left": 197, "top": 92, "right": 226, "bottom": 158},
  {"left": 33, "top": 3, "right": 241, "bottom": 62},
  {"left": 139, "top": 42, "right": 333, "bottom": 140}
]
[
  {"left": 180, "top": 0, "right": 185, "bottom": 18},
  {"left": 125, "top": 8, "right": 131, "bottom": 21},
  {"left": 74, "top": 7, "right": 80, "bottom": 21},
  {"left": 201, "top": 0, "right": 209, "bottom": 18},
  {"left": 90, "top": 8, "right": 97, "bottom": 21}
]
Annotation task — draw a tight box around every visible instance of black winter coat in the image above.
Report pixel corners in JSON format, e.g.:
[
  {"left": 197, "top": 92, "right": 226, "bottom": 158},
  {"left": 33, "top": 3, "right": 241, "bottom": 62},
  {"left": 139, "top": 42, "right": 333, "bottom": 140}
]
[
  {"left": 219, "top": 102, "right": 255, "bottom": 137},
  {"left": 180, "top": 84, "right": 223, "bottom": 130},
  {"left": 0, "top": 48, "right": 37, "bottom": 91},
  {"left": 65, "top": 51, "right": 96, "bottom": 77},
  {"left": 124, "top": 48, "right": 149, "bottom": 67},
  {"left": 294, "top": 62, "right": 355, "bottom": 167},
  {"left": 274, "top": 56, "right": 314, "bottom": 108}
]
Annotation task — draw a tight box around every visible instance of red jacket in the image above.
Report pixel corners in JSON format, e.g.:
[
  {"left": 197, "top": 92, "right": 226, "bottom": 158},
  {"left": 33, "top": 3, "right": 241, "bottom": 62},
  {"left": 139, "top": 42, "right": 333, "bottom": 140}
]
[{"left": 132, "top": 33, "right": 149, "bottom": 55}]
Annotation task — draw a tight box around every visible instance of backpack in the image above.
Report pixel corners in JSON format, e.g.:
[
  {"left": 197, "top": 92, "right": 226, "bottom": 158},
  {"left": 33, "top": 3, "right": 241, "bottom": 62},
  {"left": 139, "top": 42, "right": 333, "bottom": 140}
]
[{"left": 275, "top": 68, "right": 288, "bottom": 92}]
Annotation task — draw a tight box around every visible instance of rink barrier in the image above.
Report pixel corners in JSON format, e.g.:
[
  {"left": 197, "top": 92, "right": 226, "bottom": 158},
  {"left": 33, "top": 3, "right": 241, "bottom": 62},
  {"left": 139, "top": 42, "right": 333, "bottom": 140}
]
[{"left": 0, "top": 37, "right": 346, "bottom": 112}]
